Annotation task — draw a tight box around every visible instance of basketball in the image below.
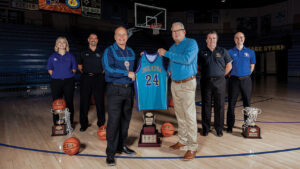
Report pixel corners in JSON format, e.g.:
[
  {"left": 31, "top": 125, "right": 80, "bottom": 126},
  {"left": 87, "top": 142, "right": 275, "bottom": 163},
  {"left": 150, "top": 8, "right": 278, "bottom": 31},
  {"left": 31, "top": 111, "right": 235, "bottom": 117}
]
[
  {"left": 63, "top": 137, "right": 80, "bottom": 155},
  {"left": 97, "top": 125, "right": 106, "bottom": 140},
  {"left": 161, "top": 122, "right": 175, "bottom": 137},
  {"left": 52, "top": 99, "right": 66, "bottom": 110},
  {"left": 169, "top": 98, "right": 174, "bottom": 107}
]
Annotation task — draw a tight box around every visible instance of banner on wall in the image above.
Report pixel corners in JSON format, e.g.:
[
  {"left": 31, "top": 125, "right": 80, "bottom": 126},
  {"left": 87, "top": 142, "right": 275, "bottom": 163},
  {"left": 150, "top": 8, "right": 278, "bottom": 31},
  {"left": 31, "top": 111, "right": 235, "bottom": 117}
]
[
  {"left": 11, "top": 0, "right": 39, "bottom": 10},
  {"left": 39, "top": 0, "right": 81, "bottom": 14},
  {"left": 81, "top": 0, "right": 101, "bottom": 19}
]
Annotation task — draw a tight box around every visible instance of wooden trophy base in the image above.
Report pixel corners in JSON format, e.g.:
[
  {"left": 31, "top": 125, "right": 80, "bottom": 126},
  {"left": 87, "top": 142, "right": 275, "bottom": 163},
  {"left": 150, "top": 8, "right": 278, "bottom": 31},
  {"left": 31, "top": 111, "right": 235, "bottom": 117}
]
[
  {"left": 242, "top": 125, "right": 261, "bottom": 139},
  {"left": 138, "top": 125, "right": 161, "bottom": 147},
  {"left": 52, "top": 124, "right": 67, "bottom": 136}
]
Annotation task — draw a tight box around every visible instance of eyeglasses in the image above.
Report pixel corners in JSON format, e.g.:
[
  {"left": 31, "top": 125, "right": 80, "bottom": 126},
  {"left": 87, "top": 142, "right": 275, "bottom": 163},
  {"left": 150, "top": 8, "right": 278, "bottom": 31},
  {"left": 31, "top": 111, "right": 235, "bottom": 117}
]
[{"left": 171, "top": 29, "right": 184, "bottom": 33}]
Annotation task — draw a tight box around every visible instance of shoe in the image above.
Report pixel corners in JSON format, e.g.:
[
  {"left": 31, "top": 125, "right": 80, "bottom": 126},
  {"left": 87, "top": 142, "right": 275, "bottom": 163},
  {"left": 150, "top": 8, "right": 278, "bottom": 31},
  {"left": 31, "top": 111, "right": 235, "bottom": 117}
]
[
  {"left": 106, "top": 156, "right": 116, "bottom": 166},
  {"left": 119, "top": 146, "right": 136, "bottom": 155},
  {"left": 226, "top": 128, "right": 232, "bottom": 133},
  {"left": 183, "top": 150, "right": 197, "bottom": 161},
  {"left": 202, "top": 129, "right": 210, "bottom": 136},
  {"left": 170, "top": 142, "right": 185, "bottom": 150},
  {"left": 216, "top": 130, "right": 223, "bottom": 137},
  {"left": 79, "top": 127, "right": 87, "bottom": 132}
]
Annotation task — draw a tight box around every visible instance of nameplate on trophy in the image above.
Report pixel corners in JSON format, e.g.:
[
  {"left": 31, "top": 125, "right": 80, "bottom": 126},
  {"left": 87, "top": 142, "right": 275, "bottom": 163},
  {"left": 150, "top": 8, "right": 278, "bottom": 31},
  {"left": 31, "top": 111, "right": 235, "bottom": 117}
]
[
  {"left": 242, "top": 125, "right": 261, "bottom": 138},
  {"left": 52, "top": 124, "right": 67, "bottom": 136},
  {"left": 141, "top": 134, "right": 157, "bottom": 144}
]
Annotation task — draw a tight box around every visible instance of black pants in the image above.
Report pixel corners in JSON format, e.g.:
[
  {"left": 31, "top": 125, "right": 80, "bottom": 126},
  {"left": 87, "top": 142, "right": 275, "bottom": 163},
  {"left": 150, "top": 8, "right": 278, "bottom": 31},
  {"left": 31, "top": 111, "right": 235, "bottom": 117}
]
[
  {"left": 106, "top": 84, "right": 133, "bottom": 157},
  {"left": 51, "top": 77, "right": 75, "bottom": 124},
  {"left": 227, "top": 76, "right": 252, "bottom": 129},
  {"left": 80, "top": 74, "right": 105, "bottom": 128},
  {"left": 202, "top": 76, "right": 226, "bottom": 132}
]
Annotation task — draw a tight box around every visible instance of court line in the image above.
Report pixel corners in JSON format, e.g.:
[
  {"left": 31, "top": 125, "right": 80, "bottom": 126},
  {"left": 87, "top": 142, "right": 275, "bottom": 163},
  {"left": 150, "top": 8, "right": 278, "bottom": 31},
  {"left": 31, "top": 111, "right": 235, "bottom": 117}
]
[{"left": 1, "top": 142, "right": 300, "bottom": 159}]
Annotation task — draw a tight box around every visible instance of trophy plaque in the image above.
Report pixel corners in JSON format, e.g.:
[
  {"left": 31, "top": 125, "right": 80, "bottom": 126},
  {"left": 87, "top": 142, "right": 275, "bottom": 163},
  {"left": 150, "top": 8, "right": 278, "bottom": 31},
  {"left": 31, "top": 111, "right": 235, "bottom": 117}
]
[
  {"left": 138, "top": 112, "right": 161, "bottom": 147},
  {"left": 52, "top": 109, "right": 67, "bottom": 136},
  {"left": 242, "top": 107, "right": 262, "bottom": 138},
  {"left": 51, "top": 99, "right": 73, "bottom": 136}
]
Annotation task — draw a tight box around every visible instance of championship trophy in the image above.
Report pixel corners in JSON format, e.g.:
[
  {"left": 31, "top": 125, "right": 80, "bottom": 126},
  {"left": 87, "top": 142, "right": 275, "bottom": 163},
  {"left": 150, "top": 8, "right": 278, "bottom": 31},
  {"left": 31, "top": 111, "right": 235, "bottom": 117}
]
[
  {"left": 242, "top": 107, "right": 262, "bottom": 138},
  {"left": 51, "top": 99, "right": 73, "bottom": 136},
  {"left": 138, "top": 112, "right": 161, "bottom": 147}
]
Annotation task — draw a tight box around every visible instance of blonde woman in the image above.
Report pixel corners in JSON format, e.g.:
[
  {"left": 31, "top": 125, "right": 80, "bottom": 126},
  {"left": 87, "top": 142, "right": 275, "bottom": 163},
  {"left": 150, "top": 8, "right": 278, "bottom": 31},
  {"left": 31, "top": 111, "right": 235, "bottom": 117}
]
[{"left": 47, "top": 36, "right": 77, "bottom": 124}]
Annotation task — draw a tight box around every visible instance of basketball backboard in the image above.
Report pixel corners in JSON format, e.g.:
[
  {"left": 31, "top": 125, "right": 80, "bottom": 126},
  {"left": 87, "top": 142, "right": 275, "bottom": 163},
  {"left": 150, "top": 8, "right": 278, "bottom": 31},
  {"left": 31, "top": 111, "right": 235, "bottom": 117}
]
[{"left": 134, "top": 3, "right": 167, "bottom": 31}]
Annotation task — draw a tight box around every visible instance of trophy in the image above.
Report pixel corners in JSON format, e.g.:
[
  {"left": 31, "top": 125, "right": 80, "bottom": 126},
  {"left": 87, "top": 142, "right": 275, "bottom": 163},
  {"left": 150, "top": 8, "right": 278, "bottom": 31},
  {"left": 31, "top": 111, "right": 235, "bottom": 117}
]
[
  {"left": 51, "top": 99, "right": 73, "bottom": 136},
  {"left": 242, "top": 107, "right": 262, "bottom": 138},
  {"left": 138, "top": 112, "right": 161, "bottom": 147}
]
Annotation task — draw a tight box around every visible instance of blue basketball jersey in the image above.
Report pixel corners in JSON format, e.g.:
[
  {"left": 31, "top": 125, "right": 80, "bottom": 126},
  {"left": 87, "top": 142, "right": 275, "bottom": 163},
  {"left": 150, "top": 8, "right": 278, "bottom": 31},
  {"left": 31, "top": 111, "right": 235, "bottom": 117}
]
[{"left": 134, "top": 51, "right": 168, "bottom": 111}]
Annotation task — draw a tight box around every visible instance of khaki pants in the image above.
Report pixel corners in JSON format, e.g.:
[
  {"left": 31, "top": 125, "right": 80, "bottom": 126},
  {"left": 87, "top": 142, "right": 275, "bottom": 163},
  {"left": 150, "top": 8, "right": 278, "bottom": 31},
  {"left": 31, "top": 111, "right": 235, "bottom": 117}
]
[{"left": 171, "top": 78, "right": 198, "bottom": 151}]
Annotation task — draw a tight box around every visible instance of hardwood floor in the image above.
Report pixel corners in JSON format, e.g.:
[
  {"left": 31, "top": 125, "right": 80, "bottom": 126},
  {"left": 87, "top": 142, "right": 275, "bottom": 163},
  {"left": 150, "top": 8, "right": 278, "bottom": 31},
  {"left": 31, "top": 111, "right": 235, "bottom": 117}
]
[{"left": 1, "top": 76, "right": 300, "bottom": 169}]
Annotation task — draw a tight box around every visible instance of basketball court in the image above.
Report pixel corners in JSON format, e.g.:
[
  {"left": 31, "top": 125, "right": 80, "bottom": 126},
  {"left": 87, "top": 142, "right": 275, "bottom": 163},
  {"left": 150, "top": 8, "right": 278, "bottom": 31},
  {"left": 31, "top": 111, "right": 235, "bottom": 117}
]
[{"left": 1, "top": 76, "right": 300, "bottom": 169}]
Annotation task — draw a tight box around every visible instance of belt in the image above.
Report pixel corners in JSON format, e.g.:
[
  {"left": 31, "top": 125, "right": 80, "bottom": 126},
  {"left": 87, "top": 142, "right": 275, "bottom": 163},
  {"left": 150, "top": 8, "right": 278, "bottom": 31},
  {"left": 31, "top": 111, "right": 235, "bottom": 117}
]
[
  {"left": 231, "top": 75, "right": 250, "bottom": 80},
  {"left": 84, "top": 73, "right": 101, "bottom": 76},
  {"left": 173, "top": 76, "right": 196, "bottom": 83},
  {"left": 111, "top": 83, "right": 132, "bottom": 88},
  {"left": 206, "top": 76, "right": 224, "bottom": 80}
]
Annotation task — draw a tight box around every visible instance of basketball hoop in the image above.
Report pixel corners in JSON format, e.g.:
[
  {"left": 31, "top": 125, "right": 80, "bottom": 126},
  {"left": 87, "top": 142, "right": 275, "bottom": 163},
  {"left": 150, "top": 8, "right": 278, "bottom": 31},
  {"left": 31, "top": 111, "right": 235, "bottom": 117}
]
[{"left": 150, "top": 23, "right": 162, "bottom": 35}]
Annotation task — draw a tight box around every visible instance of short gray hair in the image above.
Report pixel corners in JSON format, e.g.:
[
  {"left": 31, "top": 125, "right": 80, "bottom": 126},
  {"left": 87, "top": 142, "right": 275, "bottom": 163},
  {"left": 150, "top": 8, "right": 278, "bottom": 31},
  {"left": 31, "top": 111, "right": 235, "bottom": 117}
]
[{"left": 171, "top": 22, "right": 185, "bottom": 30}]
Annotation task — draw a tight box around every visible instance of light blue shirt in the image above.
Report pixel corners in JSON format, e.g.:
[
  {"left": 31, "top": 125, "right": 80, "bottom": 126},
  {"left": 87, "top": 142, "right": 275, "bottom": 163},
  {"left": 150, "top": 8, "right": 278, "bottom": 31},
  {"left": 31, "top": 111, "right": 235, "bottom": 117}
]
[{"left": 165, "top": 37, "right": 199, "bottom": 81}]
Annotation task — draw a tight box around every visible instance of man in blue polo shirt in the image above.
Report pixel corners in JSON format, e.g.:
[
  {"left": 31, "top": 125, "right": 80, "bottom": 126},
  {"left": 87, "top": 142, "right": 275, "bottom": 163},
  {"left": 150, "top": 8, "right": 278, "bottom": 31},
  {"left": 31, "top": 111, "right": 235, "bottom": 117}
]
[
  {"left": 226, "top": 32, "right": 256, "bottom": 133},
  {"left": 158, "top": 22, "right": 198, "bottom": 161}
]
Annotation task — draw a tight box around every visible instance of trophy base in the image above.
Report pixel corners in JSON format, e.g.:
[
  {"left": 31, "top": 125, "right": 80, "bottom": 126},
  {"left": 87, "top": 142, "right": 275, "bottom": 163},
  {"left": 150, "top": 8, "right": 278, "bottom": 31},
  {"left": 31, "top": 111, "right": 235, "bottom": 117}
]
[
  {"left": 138, "top": 125, "right": 161, "bottom": 147},
  {"left": 52, "top": 124, "right": 67, "bottom": 136},
  {"left": 242, "top": 125, "right": 261, "bottom": 139}
]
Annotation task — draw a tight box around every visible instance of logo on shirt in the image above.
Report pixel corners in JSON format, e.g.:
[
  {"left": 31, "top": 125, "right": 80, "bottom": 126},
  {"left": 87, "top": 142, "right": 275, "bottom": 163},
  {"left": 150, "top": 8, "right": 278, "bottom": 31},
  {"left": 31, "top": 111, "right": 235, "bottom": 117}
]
[
  {"left": 216, "top": 53, "right": 221, "bottom": 58},
  {"left": 244, "top": 52, "right": 249, "bottom": 57},
  {"left": 233, "top": 53, "right": 237, "bottom": 56},
  {"left": 53, "top": 58, "right": 57, "bottom": 61},
  {"left": 85, "top": 53, "right": 89, "bottom": 56},
  {"left": 96, "top": 53, "right": 101, "bottom": 58}
]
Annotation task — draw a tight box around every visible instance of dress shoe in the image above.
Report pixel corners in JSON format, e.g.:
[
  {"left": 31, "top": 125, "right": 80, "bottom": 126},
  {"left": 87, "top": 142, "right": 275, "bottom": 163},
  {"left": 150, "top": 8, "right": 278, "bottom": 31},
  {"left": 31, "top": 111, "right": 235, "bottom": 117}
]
[
  {"left": 216, "top": 130, "right": 223, "bottom": 137},
  {"left": 202, "top": 129, "right": 211, "bottom": 136},
  {"left": 170, "top": 142, "right": 185, "bottom": 150},
  {"left": 79, "top": 127, "right": 87, "bottom": 132},
  {"left": 106, "top": 156, "right": 116, "bottom": 166},
  {"left": 226, "top": 128, "right": 233, "bottom": 133},
  {"left": 183, "top": 150, "right": 197, "bottom": 161},
  {"left": 118, "top": 146, "right": 136, "bottom": 155}
]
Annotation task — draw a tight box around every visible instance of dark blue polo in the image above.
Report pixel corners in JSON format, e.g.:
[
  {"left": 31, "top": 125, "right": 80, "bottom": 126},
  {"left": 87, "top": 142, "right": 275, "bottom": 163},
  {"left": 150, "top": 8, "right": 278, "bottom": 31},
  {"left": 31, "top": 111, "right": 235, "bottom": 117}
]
[
  {"left": 228, "top": 46, "right": 256, "bottom": 77},
  {"left": 47, "top": 52, "right": 77, "bottom": 79},
  {"left": 199, "top": 46, "right": 232, "bottom": 77}
]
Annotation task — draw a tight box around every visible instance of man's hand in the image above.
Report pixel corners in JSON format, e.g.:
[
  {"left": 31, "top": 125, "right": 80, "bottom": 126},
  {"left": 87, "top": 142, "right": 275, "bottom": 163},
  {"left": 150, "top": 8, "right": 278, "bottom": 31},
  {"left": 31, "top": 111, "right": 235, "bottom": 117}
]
[
  {"left": 157, "top": 48, "right": 167, "bottom": 56},
  {"left": 72, "top": 69, "right": 76, "bottom": 73},
  {"left": 128, "top": 72, "right": 135, "bottom": 81}
]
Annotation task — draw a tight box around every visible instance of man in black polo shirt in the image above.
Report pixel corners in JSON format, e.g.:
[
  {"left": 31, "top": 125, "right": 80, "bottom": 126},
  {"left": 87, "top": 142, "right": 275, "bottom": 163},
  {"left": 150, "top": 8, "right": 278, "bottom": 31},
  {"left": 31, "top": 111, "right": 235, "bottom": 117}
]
[
  {"left": 78, "top": 33, "right": 105, "bottom": 131},
  {"left": 199, "top": 31, "right": 232, "bottom": 137}
]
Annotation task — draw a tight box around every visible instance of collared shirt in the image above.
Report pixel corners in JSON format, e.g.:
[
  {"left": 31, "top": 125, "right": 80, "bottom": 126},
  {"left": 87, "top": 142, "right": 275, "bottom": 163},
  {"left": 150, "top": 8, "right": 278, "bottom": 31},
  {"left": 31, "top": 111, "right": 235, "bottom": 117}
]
[
  {"left": 199, "top": 46, "right": 232, "bottom": 78},
  {"left": 102, "top": 42, "right": 136, "bottom": 84},
  {"left": 228, "top": 46, "right": 256, "bottom": 77},
  {"left": 78, "top": 47, "right": 103, "bottom": 74},
  {"left": 47, "top": 52, "right": 77, "bottom": 79},
  {"left": 164, "top": 37, "right": 198, "bottom": 81}
]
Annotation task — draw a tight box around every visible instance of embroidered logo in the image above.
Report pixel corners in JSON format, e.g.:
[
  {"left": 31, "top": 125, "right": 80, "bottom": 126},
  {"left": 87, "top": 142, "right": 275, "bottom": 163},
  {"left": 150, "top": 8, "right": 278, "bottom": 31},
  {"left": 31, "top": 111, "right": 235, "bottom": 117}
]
[
  {"left": 85, "top": 53, "right": 89, "bottom": 56},
  {"left": 216, "top": 53, "right": 221, "bottom": 58},
  {"left": 54, "top": 58, "right": 57, "bottom": 61},
  {"left": 244, "top": 52, "right": 249, "bottom": 57},
  {"left": 96, "top": 53, "right": 101, "bottom": 57}
]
